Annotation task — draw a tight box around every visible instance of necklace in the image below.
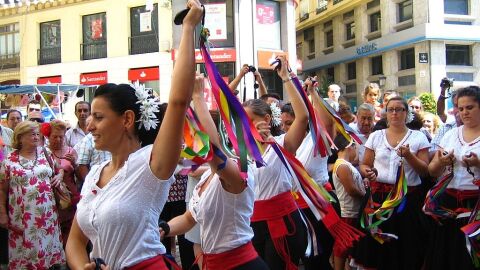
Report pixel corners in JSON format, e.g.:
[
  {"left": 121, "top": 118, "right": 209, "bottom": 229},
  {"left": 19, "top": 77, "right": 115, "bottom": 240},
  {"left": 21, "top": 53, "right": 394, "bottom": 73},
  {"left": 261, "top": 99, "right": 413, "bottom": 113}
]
[
  {"left": 51, "top": 148, "right": 66, "bottom": 159},
  {"left": 18, "top": 150, "right": 38, "bottom": 171}
]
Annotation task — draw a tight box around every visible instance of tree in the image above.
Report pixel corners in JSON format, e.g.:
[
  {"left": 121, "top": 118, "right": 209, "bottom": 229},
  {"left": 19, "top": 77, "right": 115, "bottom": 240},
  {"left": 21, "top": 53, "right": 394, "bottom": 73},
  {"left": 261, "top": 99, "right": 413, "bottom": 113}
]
[{"left": 419, "top": 92, "right": 437, "bottom": 114}]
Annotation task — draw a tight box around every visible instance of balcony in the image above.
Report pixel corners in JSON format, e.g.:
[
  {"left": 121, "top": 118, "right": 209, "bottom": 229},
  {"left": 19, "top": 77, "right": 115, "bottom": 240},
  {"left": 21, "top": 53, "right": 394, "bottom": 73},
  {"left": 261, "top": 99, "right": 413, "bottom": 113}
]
[
  {"left": 0, "top": 53, "right": 20, "bottom": 69},
  {"left": 37, "top": 47, "right": 61, "bottom": 65},
  {"left": 129, "top": 34, "right": 159, "bottom": 55},
  {"left": 333, "top": 0, "right": 343, "bottom": 4},
  {"left": 81, "top": 41, "right": 107, "bottom": 60}
]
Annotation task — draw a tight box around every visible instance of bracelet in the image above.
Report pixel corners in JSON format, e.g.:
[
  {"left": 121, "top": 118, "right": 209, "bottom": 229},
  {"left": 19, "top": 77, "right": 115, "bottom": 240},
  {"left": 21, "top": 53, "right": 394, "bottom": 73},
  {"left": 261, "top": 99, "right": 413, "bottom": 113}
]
[
  {"left": 438, "top": 94, "right": 447, "bottom": 100},
  {"left": 283, "top": 77, "right": 295, "bottom": 83}
]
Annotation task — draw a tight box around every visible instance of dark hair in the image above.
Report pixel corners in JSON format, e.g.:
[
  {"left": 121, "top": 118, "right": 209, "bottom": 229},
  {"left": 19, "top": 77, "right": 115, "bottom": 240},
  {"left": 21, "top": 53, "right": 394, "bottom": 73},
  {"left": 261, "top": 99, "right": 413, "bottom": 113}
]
[
  {"left": 333, "top": 134, "right": 352, "bottom": 152},
  {"left": 385, "top": 96, "right": 409, "bottom": 111},
  {"left": 75, "top": 101, "right": 91, "bottom": 112},
  {"left": 406, "top": 111, "right": 423, "bottom": 130},
  {"left": 260, "top": 93, "right": 281, "bottom": 102},
  {"left": 281, "top": 102, "right": 294, "bottom": 117},
  {"left": 94, "top": 83, "right": 164, "bottom": 147},
  {"left": 383, "top": 90, "right": 399, "bottom": 99},
  {"left": 6, "top": 109, "right": 22, "bottom": 120},
  {"left": 27, "top": 100, "right": 40, "bottom": 111},
  {"left": 456, "top": 85, "right": 480, "bottom": 106},
  {"left": 243, "top": 99, "right": 282, "bottom": 136}
]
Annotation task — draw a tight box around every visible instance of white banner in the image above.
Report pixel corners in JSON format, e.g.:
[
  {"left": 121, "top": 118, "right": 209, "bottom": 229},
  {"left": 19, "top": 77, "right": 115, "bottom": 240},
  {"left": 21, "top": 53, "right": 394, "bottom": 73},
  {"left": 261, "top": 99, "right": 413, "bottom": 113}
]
[{"left": 204, "top": 3, "right": 227, "bottom": 40}]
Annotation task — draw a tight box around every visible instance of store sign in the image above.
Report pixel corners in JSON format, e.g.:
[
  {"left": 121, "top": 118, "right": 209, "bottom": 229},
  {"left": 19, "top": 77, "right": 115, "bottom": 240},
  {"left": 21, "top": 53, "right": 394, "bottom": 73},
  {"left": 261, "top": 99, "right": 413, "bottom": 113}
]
[
  {"left": 356, "top": 42, "right": 378, "bottom": 56},
  {"left": 37, "top": 76, "right": 62, "bottom": 84},
  {"left": 257, "top": 50, "right": 288, "bottom": 69},
  {"left": 419, "top": 53, "right": 428, "bottom": 63},
  {"left": 128, "top": 67, "right": 159, "bottom": 81},
  {"left": 172, "top": 49, "right": 236, "bottom": 63},
  {"left": 80, "top": 71, "right": 108, "bottom": 85},
  {"left": 204, "top": 3, "right": 227, "bottom": 40}
]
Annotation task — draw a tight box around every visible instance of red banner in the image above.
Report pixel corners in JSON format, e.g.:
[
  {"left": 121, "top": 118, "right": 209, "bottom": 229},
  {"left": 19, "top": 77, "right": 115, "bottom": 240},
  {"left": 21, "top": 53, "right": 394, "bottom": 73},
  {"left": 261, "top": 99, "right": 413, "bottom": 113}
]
[
  {"left": 128, "top": 67, "right": 159, "bottom": 82},
  {"left": 80, "top": 71, "right": 107, "bottom": 85},
  {"left": 37, "top": 76, "right": 62, "bottom": 84}
]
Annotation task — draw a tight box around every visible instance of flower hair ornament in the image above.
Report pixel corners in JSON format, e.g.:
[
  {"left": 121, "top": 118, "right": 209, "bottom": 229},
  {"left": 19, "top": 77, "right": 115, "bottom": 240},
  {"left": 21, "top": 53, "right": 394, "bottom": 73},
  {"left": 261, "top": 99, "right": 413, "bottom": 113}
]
[
  {"left": 270, "top": 102, "right": 282, "bottom": 127},
  {"left": 131, "top": 81, "right": 161, "bottom": 131},
  {"left": 406, "top": 105, "right": 414, "bottom": 124},
  {"left": 40, "top": 122, "right": 52, "bottom": 137}
]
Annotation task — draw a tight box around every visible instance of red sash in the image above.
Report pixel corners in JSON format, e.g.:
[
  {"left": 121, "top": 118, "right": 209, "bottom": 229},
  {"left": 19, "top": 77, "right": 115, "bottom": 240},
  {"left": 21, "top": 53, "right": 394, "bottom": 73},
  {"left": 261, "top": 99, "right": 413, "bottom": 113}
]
[
  {"left": 251, "top": 191, "right": 299, "bottom": 270},
  {"left": 202, "top": 242, "right": 259, "bottom": 270},
  {"left": 126, "top": 254, "right": 181, "bottom": 270},
  {"left": 370, "top": 181, "right": 419, "bottom": 194}
]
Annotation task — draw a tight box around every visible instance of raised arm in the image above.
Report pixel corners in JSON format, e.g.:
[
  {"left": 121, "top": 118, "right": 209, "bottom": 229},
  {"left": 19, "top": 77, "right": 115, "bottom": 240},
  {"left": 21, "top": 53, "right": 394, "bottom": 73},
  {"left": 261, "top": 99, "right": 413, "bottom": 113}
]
[
  {"left": 254, "top": 70, "right": 268, "bottom": 97},
  {"left": 279, "top": 56, "right": 308, "bottom": 154},
  {"left": 305, "top": 77, "right": 335, "bottom": 138},
  {"left": 229, "top": 65, "right": 249, "bottom": 95},
  {"left": 192, "top": 74, "right": 246, "bottom": 194},
  {"left": 151, "top": 0, "right": 204, "bottom": 180},
  {"left": 437, "top": 85, "right": 449, "bottom": 123}
]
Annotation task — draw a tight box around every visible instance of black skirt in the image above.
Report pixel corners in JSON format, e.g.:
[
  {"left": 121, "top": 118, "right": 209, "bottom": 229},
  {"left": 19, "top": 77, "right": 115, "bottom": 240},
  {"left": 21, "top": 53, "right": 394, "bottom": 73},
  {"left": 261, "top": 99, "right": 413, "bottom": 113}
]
[
  {"left": 423, "top": 192, "right": 479, "bottom": 270},
  {"left": 352, "top": 187, "right": 429, "bottom": 270}
]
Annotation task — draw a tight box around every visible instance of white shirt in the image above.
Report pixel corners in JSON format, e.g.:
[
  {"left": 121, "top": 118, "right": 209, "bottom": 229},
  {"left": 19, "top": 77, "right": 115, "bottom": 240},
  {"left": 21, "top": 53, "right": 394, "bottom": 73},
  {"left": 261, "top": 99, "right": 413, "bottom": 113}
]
[
  {"left": 76, "top": 145, "right": 174, "bottom": 269},
  {"left": 251, "top": 135, "right": 293, "bottom": 200},
  {"left": 189, "top": 167, "right": 255, "bottom": 254},
  {"left": 296, "top": 132, "right": 329, "bottom": 186},
  {"left": 440, "top": 126, "right": 480, "bottom": 190},
  {"left": 0, "top": 126, "right": 13, "bottom": 155},
  {"left": 333, "top": 159, "right": 365, "bottom": 218},
  {"left": 65, "top": 122, "right": 88, "bottom": 148},
  {"left": 365, "top": 129, "right": 430, "bottom": 186}
]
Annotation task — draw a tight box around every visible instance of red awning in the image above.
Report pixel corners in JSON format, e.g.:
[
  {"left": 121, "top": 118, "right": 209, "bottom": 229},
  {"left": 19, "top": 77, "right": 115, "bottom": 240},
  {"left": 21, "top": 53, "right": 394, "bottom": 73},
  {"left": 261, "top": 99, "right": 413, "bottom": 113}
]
[
  {"left": 128, "top": 67, "right": 159, "bottom": 82},
  {"left": 80, "top": 71, "right": 108, "bottom": 85},
  {"left": 37, "top": 76, "right": 62, "bottom": 84}
]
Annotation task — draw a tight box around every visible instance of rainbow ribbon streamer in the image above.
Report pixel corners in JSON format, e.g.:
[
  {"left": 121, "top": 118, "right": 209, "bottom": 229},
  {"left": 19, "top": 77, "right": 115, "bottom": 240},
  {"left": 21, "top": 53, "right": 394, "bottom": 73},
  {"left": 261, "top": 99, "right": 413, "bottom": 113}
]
[
  {"left": 361, "top": 163, "right": 407, "bottom": 243},
  {"left": 180, "top": 107, "right": 213, "bottom": 173},
  {"left": 200, "top": 42, "right": 265, "bottom": 175},
  {"left": 423, "top": 171, "right": 457, "bottom": 221},
  {"left": 269, "top": 142, "right": 364, "bottom": 251},
  {"left": 290, "top": 77, "right": 332, "bottom": 157},
  {"left": 461, "top": 195, "right": 480, "bottom": 265},
  {"left": 315, "top": 96, "right": 362, "bottom": 145}
]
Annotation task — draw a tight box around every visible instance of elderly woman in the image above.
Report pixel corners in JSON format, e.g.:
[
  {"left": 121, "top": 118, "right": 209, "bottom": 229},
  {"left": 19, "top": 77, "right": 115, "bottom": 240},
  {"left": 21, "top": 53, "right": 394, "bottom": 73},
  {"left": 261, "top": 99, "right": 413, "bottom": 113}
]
[
  {"left": 422, "top": 112, "right": 441, "bottom": 139},
  {"left": 0, "top": 120, "right": 65, "bottom": 269},
  {"left": 42, "top": 119, "right": 81, "bottom": 247}
]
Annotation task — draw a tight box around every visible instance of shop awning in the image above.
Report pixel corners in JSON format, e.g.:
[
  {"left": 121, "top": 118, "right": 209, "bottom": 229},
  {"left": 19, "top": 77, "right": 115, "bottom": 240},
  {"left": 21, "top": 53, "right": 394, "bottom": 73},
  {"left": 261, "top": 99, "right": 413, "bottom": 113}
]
[{"left": 0, "top": 84, "right": 89, "bottom": 95}]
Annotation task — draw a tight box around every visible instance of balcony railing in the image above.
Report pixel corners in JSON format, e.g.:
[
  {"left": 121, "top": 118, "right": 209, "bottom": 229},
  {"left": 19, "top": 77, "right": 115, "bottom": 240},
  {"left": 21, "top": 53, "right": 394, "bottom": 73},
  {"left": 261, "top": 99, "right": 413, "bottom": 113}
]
[
  {"left": 0, "top": 53, "right": 20, "bottom": 69},
  {"left": 37, "top": 47, "right": 61, "bottom": 65},
  {"left": 81, "top": 41, "right": 107, "bottom": 60},
  {"left": 129, "top": 34, "right": 159, "bottom": 55},
  {"left": 333, "top": 0, "right": 343, "bottom": 4}
]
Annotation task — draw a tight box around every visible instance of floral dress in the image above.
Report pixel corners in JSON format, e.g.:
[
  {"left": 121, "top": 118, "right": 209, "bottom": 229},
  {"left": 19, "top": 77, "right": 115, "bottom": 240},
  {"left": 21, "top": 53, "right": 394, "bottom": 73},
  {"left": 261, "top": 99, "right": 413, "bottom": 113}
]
[{"left": 0, "top": 149, "right": 65, "bottom": 270}]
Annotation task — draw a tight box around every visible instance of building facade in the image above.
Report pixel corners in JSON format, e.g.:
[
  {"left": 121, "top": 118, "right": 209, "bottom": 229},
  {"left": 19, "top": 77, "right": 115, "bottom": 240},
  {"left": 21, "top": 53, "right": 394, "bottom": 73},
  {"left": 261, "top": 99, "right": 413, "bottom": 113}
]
[
  {"left": 0, "top": 0, "right": 298, "bottom": 115},
  {"left": 296, "top": 0, "right": 480, "bottom": 110}
]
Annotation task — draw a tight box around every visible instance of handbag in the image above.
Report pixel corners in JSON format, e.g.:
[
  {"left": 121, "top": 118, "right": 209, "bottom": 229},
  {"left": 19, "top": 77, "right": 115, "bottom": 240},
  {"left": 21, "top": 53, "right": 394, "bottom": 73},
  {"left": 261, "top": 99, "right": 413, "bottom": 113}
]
[{"left": 42, "top": 147, "right": 72, "bottom": 210}]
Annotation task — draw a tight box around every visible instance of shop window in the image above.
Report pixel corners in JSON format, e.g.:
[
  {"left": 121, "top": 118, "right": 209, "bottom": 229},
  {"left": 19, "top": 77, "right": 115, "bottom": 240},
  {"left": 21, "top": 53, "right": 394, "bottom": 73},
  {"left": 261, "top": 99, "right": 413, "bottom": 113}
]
[
  {"left": 398, "top": 0, "right": 413, "bottom": 22},
  {"left": 39, "top": 20, "right": 61, "bottom": 65},
  {"left": 446, "top": 45, "right": 471, "bottom": 66},
  {"left": 82, "top": 12, "right": 107, "bottom": 60},
  {"left": 371, "top": 55, "right": 383, "bottom": 75},
  {"left": 130, "top": 4, "right": 159, "bottom": 55},
  {"left": 196, "top": 0, "right": 235, "bottom": 48},
  {"left": 400, "top": 48, "right": 415, "bottom": 70},
  {"left": 370, "top": 12, "right": 381, "bottom": 32},
  {"left": 0, "top": 22, "right": 20, "bottom": 69},
  {"left": 444, "top": 0, "right": 469, "bottom": 15}
]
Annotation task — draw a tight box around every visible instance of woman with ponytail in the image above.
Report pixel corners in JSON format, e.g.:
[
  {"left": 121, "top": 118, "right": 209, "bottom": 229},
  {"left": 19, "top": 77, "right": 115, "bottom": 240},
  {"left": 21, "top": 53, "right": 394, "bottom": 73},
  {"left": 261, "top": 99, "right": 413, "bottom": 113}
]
[
  {"left": 65, "top": 2, "right": 204, "bottom": 269},
  {"left": 243, "top": 55, "right": 310, "bottom": 270}
]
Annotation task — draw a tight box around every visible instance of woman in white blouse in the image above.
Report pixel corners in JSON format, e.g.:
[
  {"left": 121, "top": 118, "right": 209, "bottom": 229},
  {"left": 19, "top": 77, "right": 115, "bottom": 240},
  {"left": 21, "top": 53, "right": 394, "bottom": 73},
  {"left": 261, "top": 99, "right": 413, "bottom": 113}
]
[
  {"left": 358, "top": 96, "right": 430, "bottom": 270},
  {"left": 425, "top": 86, "right": 480, "bottom": 270},
  {"left": 65, "top": 2, "right": 204, "bottom": 269},
  {"left": 165, "top": 74, "right": 269, "bottom": 270}
]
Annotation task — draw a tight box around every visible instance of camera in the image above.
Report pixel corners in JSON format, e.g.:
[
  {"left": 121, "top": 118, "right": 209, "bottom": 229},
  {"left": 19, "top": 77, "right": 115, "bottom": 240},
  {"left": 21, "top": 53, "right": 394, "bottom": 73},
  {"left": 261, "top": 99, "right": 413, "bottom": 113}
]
[
  {"left": 247, "top": 65, "right": 256, "bottom": 73},
  {"left": 440, "top": 77, "right": 454, "bottom": 89}
]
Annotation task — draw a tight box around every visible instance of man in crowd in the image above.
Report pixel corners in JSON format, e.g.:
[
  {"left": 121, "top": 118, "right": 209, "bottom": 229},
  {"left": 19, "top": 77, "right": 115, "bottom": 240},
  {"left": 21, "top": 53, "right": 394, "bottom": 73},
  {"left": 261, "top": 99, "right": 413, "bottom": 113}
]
[
  {"left": 6, "top": 109, "right": 22, "bottom": 131},
  {"left": 65, "top": 101, "right": 90, "bottom": 147},
  {"left": 325, "top": 84, "right": 342, "bottom": 111},
  {"left": 26, "top": 100, "right": 44, "bottom": 123},
  {"left": 350, "top": 103, "right": 376, "bottom": 163}
]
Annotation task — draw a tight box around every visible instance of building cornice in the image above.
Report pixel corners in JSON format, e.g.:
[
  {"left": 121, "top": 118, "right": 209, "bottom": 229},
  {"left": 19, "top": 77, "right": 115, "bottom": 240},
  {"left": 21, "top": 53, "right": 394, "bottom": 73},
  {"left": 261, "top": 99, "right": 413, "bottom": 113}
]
[{"left": 0, "top": 0, "right": 98, "bottom": 18}]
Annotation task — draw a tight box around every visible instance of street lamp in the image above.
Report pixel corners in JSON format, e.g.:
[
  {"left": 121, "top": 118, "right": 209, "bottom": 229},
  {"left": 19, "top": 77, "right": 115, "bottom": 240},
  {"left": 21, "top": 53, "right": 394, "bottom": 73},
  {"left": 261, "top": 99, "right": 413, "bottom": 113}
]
[{"left": 378, "top": 75, "right": 386, "bottom": 88}]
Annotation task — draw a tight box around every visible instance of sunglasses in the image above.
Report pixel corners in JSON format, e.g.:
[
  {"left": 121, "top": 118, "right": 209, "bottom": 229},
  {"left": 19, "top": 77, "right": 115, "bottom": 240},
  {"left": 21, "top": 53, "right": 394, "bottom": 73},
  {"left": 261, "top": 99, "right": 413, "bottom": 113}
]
[{"left": 29, "top": 108, "right": 41, "bottom": 112}]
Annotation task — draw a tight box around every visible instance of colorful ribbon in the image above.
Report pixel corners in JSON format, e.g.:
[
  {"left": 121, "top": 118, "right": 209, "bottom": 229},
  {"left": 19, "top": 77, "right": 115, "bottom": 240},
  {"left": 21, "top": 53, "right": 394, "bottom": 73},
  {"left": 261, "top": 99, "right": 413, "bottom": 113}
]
[
  {"left": 461, "top": 187, "right": 480, "bottom": 265},
  {"left": 361, "top": 162, "right": 407, "bottom": 243},
  {"left": 200, "top": 34, "right": 265, "bottom": 176},
  {"left": 423, "top": 171, "right": 457, "bottom": 221},
  {"left": 315, "top": 95, "right": 362, "bottom": 146},
  {"left": 180, "top": 107, "right": 213, "bottom": 173}
]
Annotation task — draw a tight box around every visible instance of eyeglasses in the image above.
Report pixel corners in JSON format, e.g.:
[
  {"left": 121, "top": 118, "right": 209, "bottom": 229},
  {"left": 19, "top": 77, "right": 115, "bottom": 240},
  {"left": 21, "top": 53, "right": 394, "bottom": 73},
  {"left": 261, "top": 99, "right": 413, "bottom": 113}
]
[
  {"left": 29, "top": 108, "right": 41, "bottom": 112},
  {"left": 386, "top": 107, "right": 406, "bottom": 113}
]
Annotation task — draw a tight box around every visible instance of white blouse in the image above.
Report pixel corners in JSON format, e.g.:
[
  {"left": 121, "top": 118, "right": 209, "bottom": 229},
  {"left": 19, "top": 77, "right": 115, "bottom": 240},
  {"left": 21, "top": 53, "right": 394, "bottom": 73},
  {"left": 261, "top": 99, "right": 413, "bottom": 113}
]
[
  {"left": 296, "top": 131, "right": 329, "bottom": 186},
  {"left": 76, "top": 145, "right": 174, "bottom": 269},
  {"left": 440, "top": 126, "right": 480, "bottom": 190},
  {"left": 364, "top": 129, "right": 430, "bottom": 186},
  {"left": 189, "top": 167, "right": 255, "bottom": 254},
  {"left": 251, "top": 134, "right": 293, "bottom": 201}
]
